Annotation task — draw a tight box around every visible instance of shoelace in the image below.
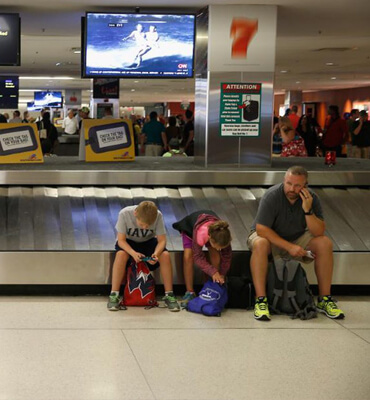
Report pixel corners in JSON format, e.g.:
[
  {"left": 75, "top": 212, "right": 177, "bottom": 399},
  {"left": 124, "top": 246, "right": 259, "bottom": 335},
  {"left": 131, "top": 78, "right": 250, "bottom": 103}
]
[
  {"left": 325, "top": 300, "right": 338, "bottom": 311},
  {"left": 183, "top": 292, "right": 194, "bottom": 300},
  {"left": 165, "top": 295, "right": 177, "bottom": 303},
  {"left": 257, "top": 302, "right": 268, "bottom": 311}
]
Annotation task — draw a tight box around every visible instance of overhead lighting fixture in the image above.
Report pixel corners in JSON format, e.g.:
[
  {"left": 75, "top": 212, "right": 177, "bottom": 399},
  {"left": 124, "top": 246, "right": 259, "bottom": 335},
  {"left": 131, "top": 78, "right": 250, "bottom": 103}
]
[
  {"left": 331, "top": 77, "right": 337, "bottom": 80},
  {"left": 131, "top": 89, "right": 135, "bottom": 92},
  {"left": 296, "top": 81, "right": 301, "bottom": 84},
  {"left": 134, "top": 80, "right": 139, "bottom": 83},
  {"left": 19, "top": 76, "right": 76, "bottom": 80},
  {"left": 280, "top": 70, "right": 288, "bottom": 73},
  {"left": 326, "top": 62, "right": 335, "bottom": 66}
]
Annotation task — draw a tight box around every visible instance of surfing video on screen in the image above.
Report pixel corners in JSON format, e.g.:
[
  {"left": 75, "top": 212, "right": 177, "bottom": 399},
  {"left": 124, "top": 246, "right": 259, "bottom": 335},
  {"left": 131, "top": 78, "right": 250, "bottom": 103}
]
[
  {"left": 84, "top": 13, "right": 195, "bottom": 78},
  {"left": 34, "top": 91, "right": 62, "bottom": 108}
]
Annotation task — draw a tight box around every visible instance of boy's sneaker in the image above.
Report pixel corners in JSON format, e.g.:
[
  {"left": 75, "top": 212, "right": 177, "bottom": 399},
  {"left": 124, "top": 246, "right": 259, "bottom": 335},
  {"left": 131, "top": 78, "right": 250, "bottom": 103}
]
[
  {"left": 180, "top": 291, "right": 196, "bottom": 308},
  {"left": 316, "top": 296, "right": 345, "bottom": 319},
  {"left": 254, "top": 297, "right": 271, "bottom": 321},
  {"left": 107, "top": 293, "right": 121, "bottom": 311},
  {"left": 162, "top": 293, "right": 180, "bottom": 312}
]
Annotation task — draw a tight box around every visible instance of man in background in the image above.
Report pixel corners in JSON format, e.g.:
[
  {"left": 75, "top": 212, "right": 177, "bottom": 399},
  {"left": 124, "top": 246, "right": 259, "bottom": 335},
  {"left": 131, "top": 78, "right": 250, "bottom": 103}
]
[
  {"left": 62, "top": 109, "right": 78, "bottom": 135},
  {"left": 140, "top": 111, "right": 166, "bottom": 156},
  {"left": 10, "top": 110, "right": 22, "bottom": 123},
  {"left": 288, "top": 105, "right": 300, "bottom": 130}
]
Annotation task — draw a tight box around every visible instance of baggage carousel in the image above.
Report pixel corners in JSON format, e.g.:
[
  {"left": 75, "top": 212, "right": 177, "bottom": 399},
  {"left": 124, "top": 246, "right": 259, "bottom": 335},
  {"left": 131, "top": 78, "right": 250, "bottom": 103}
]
[{"left": 0, "top": 157, "right": 369, "bottom": 287}]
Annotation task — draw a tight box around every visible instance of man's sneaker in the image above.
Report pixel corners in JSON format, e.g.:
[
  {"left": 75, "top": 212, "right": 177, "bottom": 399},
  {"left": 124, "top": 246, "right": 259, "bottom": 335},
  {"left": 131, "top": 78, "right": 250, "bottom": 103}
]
[
  {"left": 254, "top": 297, "right": 271, "bottom": 321},
  {"left": 316, "top": 296, "right": 345, "bottom": 319},
  {"left": 162, "top": 293, "right": 180, "bottom": 312},
  {"left": 180, "top": 291, "right": 196, "bottom": 308},
  {"left": 107, "top": 293, "right": 121, "bottom": 311}
]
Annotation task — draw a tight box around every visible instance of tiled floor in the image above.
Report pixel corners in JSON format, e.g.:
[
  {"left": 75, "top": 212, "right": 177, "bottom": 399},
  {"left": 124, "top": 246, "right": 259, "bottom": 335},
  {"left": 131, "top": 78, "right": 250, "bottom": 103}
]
[{"left": 0, "top": 296, "right": 369, "bottom": 400}]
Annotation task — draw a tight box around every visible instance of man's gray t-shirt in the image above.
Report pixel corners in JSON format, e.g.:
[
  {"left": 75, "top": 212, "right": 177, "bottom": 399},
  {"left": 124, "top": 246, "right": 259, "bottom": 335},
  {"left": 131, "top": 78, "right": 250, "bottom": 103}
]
[
  {"left": 251, "top": 183, "right": 324, "bottom": 242},
  {"left": 115, "top": 205, "right": 166, "bottom": 242}
]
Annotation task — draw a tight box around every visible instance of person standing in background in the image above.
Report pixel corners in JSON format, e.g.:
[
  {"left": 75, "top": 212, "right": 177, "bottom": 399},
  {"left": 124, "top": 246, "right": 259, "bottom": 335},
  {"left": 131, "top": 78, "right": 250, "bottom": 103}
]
[
  {"left": 140, "top": 111, "right": 166, "bottom": 156},
  {"left": 62, "top": 109, "right": 78, "bottom": 135},
  {"left": 10, "top": 110, "right": 22, "bottom": 123},
  {"left": 347, "top": 109, "right": 360, "bottom": 157},
  {"left": 322, "top": 105, "right": 349, "bottom": 158},
  {"left": 288, "top": 105, "right": 300, "bottom": 130},
  {"left": 182, "top": 109, "right": 194, "bottom": 156},
  {"left": 352, "top": 110, "right": 370, "bottom": 159}
]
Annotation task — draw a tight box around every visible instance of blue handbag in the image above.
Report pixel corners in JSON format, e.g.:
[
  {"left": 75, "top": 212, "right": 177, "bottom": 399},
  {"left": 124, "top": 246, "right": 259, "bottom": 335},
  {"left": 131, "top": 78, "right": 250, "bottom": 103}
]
[{"left": 187, "top": 280, "right": 228, "bottom": 317}]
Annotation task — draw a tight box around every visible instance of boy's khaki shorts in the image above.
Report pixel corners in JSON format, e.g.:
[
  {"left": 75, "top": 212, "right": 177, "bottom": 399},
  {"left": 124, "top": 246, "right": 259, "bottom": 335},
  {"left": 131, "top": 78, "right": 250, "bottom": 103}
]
[{"left": 247, "top": 230, "right": 315, "bottom": 264}]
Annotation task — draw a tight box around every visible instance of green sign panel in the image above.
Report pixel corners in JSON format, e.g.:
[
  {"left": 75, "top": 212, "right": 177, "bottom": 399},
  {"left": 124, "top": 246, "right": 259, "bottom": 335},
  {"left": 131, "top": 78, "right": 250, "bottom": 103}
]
[{"left": 220, "top": 82, "right": 262, "bottom": 137}]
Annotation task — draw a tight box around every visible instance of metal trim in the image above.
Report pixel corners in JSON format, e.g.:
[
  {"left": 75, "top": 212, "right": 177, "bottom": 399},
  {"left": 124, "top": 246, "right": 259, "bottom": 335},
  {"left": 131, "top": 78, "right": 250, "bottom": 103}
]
[
  {"left": 0, "top": 170, "right": 369, "bottom": 186},
  {"left": 0, "top": 251, "right": 369, "bottom": 285}
]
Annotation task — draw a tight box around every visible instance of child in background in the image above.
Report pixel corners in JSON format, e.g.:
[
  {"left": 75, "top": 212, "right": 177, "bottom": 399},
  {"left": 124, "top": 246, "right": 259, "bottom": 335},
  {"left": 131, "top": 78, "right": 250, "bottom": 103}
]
[
  {"left": 173, "top": 210, "right": 232, "bottom": 308},
  {"left": 108, "top": 201, "right": 180, "bottom": 312}
]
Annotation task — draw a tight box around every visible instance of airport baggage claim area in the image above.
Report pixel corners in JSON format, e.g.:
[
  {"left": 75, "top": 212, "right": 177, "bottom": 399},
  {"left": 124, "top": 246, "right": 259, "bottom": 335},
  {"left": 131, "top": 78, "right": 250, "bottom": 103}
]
[{"left": 0, "top": 2, "right": 370, "bottom": 400}]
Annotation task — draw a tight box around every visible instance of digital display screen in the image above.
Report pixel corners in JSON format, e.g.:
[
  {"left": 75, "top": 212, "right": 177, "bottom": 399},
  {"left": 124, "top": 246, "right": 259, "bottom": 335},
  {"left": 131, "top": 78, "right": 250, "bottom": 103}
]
[
  {"left": 0, "top": 76, "right": 19, "bottom": 108},
  {"left": 34, "top": 91, "right": 62, "bottom": 108},
  {"left": 0, "top": 14, "right": 20, "bottom": 66},
  {"left": 27, "top": 102, "right": 42, "bottom": 112},
  {"left": 84, "top": 13, "right": 195, "bottom": 78}
]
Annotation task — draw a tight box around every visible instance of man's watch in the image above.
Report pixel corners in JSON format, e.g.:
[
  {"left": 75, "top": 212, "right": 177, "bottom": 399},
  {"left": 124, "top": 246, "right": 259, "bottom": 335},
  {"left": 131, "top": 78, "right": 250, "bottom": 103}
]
[{"left": 304, "top": 209, "right": 314, "bottom": 215}]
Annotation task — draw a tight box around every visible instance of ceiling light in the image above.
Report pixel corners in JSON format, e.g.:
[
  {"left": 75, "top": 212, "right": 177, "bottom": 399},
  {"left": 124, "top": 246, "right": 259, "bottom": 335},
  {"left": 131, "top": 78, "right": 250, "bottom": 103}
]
[
  {"left": 73, "top": 50, "right": 81, "bottom": 54},
  {"left": 331, "top": 77, "right": 337, "bottom": 80},
  {"left": 280, "top": 70, "right": 288, "bottom": 73},
  {"left": 134, "top": 80, "right": 139, "bottom": 83},
  {"left": 19, "top": 76, "right": 76, "bottom": 80},
  {"left": 296, "top": 81, "right": 301, "bottom": 84},
  {"left": 131, "top": 89, "right": 135, "bottom": 92},
  {"left": 326, "top": 62, "right": 334, "bottom": 66}
]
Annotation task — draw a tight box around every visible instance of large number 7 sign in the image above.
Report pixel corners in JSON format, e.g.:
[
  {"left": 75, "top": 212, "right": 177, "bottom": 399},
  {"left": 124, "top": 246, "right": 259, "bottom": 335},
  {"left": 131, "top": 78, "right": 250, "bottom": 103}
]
[{"left": 230, "top": 18, "right": 258, "bottom": 58}]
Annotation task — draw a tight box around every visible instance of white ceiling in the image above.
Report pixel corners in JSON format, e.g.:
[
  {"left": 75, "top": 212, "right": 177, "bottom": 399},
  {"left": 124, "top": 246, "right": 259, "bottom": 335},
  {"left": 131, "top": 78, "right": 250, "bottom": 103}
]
[{"left": 1, "top": 0, "right": 370, "bottom": 106}]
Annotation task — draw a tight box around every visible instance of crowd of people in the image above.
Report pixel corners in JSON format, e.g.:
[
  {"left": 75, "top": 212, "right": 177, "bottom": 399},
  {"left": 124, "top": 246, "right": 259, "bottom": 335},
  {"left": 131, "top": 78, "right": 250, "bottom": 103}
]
[
  {"left": 134, "top": 109, "right": 194, "bottom": 157},
  {"left": 273, "top": 105, "right": 370, "bottom": 159}
]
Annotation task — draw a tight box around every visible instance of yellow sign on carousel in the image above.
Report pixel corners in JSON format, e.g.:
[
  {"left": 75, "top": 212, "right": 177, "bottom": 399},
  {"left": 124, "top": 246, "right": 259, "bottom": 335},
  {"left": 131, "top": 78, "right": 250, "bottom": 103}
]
[
  {"left": 83, "top": 119, "right": 135, "bottom": 162},
  {"left": 0, "top": 123, "right": 44, "bottom": 163}
]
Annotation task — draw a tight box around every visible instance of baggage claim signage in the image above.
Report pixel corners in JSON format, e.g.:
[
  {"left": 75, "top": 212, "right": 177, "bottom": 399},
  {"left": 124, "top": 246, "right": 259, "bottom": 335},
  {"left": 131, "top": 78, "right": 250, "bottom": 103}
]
[
  {"left": 0, "top": 123, "right": 43, "bottom": 163},
  {"left": 220, "top": 83, "right": 261, "bottom": 137},
  {"left": 83, "top": 119, "right": 135, "bottom": 162}
]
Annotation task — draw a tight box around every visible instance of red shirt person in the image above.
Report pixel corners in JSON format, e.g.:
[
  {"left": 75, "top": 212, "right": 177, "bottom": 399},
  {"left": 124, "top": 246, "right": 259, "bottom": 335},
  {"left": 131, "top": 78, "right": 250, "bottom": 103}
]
[
  {"left": 322, "top": 105, "right": 349, "bottom": 157},
  {"left": 288, "top": 105, "right": 300, "bottom": 130}
]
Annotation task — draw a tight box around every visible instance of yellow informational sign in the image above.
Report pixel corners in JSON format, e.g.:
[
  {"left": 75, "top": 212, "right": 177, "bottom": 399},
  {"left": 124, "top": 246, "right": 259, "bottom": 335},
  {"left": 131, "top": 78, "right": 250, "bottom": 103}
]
[
  {"left": 84, "top": 119, "right": 135, "bottom": 162},
  {"left": 0, "top": 123, "right": 44, "bottom": 164}
]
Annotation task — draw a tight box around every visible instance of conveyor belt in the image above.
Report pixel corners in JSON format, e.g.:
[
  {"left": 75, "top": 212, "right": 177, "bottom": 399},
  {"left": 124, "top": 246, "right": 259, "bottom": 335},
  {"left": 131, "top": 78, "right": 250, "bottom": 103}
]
[{"left": 1, "top": 186, "right": 369, "bottom": 252}]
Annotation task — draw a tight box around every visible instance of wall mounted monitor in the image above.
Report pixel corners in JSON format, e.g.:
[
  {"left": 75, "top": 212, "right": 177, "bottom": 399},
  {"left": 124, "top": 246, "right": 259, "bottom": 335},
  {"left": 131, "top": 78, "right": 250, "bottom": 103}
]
[
  {"left": 27, "top": 102, "right": 42, "bottom": 112},
  {"left": 0, "top": 76, "right": 19, "bottom": 109},
  {"left": 34, "top": 91, "right": 62, "bottom": 108},
  {"left": 0, "top": 13, "right": 20, "bottom": 66},
  {"left": 83, "top": 12, "right": 195, "bottom": 78}
]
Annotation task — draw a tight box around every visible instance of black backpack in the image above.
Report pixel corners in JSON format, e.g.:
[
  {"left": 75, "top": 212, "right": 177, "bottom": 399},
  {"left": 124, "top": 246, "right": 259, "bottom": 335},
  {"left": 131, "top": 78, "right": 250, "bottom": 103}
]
[{"left": 267, "top": 258, "right": 317, "bottom": 320}]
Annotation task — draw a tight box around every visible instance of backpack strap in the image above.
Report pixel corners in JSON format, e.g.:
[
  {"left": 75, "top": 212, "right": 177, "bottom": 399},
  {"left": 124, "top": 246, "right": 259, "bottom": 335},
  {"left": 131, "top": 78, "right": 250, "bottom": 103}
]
[{"left": 270, "top": 257, "right": 285, "bottom": 314}]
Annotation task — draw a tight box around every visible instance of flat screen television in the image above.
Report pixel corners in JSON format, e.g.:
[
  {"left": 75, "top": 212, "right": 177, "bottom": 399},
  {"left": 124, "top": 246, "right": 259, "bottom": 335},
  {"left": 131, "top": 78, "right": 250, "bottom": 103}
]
[
  {"left": 27, "top": 102, "right": 42, "bottom": 112},
  {"left": 83, "top": 12, "right": 195, "bottom": 78},
  {"left": 0, "top": 76, "right": 19, "bottom": 109},
  {"left": 34, "top": 91, "right": 62, "bottom": 108},
  {"left": 0, "top": 13, "right": 20, "bottom": 66}
]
